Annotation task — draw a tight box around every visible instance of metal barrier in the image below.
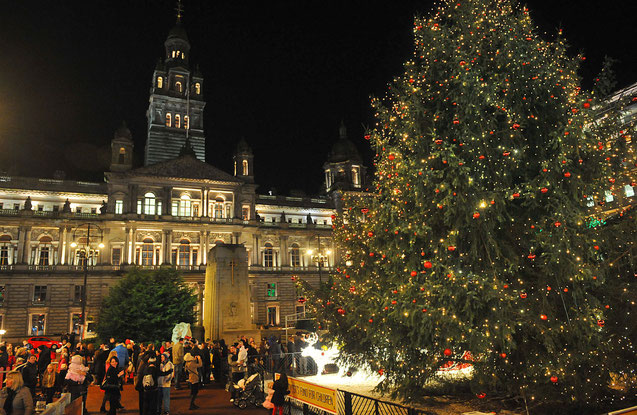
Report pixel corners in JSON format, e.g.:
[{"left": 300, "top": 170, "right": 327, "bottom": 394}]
[
  {"left": 265, "top": 353, "right": 318, "bottom": 378},
  {"left": 337, "top": 390, "right": 429, "bottom": 415},
  {"left": 41, "top": 393, "right": 72, "bottom": 415}
]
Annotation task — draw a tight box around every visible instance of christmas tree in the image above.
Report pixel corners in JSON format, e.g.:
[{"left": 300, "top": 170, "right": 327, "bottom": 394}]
[{"left": 310, "top": 0, "right": 636, "bottom": 409}]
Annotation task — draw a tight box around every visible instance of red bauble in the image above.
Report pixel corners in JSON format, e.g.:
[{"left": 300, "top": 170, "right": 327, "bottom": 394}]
[
  {"left": 424, "top": 261, "right": 433, "bottom": 269},
  {"left": 583, "top": 102, "right": 591, "bottom": 108},
  {"left": 512, "top": 192, "right": 520, "bottom": 198},
  {"left": 500, "top": 352, "right": 507, "bottom": 358},
  {"left": 541, "top": 187, "right": 548, "bottom": 193},
  {"left": 609, "top": 178, "right": 615, "bottom": 183},
  {"left": 378, "top": 369, "right": 384, "bottom": 375},
  {"left": 448, "top": 246, "right": 456, "bottom": 251},
  {"left": 594, "top": 245, "right": 599, "bottom": 250},
  {"left": 410, "top": 271, "right": 418, "bottom": 277},
  {"left": 453, "top": 119, "right": 460, "bottom": 124},
  {"left": 367, "top": 231, "right": 374, "bottom": 237},
  {"left": 476, "top": 392, "right": 487, "bottom": 399},
  {"left": 554, "top": 221, "right": 561, "bottom": 227},
  {"left": 540, "top": 314, "right": 548, "bottom": 320},
  {"left": 473, "top": 212, "right": 480, "bottom": 219},
  {"left": 528, "top": 254, "right": 536, "bottom": 260},
  {"left": 443, "top": 348, "right": 452, "bottom": 356},
  {"left": 388, "top": 154, "right": 395, "bottom": 161},
  {"left": 503, "top": 151, "right": 511, "bottom": 156},
  {"left": 597, "top": 320, "right": 605, "bottom": 327},
  {"left": 479, "top": 155, "right": 485, "bottom": 159},
  {"left": 298, "top": 297, "right": 306, "bottom": 303},
  {"left": 364, "top": 134, "right": 371, "bottom": 140},
  {"left": 512, "top": 123, "right": 521, "bottom": 130},
  {"left": 361, "top": 208, "right": 369, "bottom": 214},
  {"left": 369, "top": 318, "right": 373, "bottom": 323},
  {"left": 550, "top": 376, "right": 558, "bottom": 383},
  {"left": 435, "top": 139, "right": 443, "bottom": 145},
  {"left": 564, "top": 172, "right": 571, "bottom": 178},
  {"left": 520, "top": 293, "right": 527, "bottom": 299}
]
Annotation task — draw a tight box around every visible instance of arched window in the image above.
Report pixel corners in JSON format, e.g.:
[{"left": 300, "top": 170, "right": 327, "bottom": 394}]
[
  {"left": 0, "top": 234, "right": 12, "bottom": 266},
  {"left": 141, "top": 238, "right": 154, "bottom": 266},
  {"left": 195, "top": 83, "right": 201, "bottom": 94},
  {"left": 180, "top": 194, "right": 191, "bottom": 217},
  {"left": 175, "top": 81, "right": 182, "bottom": 93},
  {"left": 178, "top": 239, "right": 190, "bottom": 266},
  {"left": 242, "top": 160, "right": 249, "bottom": 175},
  {"left": 175, "top": 114, "right": 181, "bottom": 129},
  {"left": 290, "top": 243, "right": 300, "bottom": 267},
  {"left": 214, "top": 197, "right": 224, "bottom": 219},
  {"left": 184, "top": 115, "right": 189, "bottom": 129},
  {"left": 352, "top": 166, "right": 360, "bottom": 186},
  {"left": 157, "top": 76, "right": 163, "bottom": 88},
  {"left": 118, "top": 147, "right": 126, "bottom": 164},
  {"left": 264, "top": 243, "right": 274, "bottom": 268},
  {"left": 144, "top": 192, "right": 156, "bottom": 215},
  {"left": 165, "top": 113, "right": 171, "bottom": 127},
  {"left": 172, "top": 51, "right": 176, "bottom": 58},
  {"left": 38, "top": 236, "right": 52, "bottom": 266}
]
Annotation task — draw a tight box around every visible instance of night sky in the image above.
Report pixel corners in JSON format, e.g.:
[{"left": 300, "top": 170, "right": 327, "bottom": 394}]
[{"left": 1, "top": 0, "right": 636, "bottom": 195}]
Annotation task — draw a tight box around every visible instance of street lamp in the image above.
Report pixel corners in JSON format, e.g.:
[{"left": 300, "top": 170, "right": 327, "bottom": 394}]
[
  {"left": 307, "top": 235, "right": 331, "bottom": 284},
  {"left": 0, "top": 329, "right": 6, "bottom": 343},
  {"left": 71, "top": 223, "right": 104, "bottom": 341}
]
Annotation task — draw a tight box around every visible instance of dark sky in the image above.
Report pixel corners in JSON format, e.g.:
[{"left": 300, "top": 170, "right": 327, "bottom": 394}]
[{"left": 1, "top": 0, "right": 636, "bottom": 195}]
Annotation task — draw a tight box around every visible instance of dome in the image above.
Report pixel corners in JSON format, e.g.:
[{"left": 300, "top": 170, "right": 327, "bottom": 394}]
[
  {"left": 114, "top": 121, "right": 132, "bottom": 141},
  {"left": 328, "top": 138, "right": 361, "bottom": 163},
  {"left": 168, "top": 23, "right": 189, "bottom": 42},
  {"left": 235, "top": 138, "right": 253, "bottom": 155}
]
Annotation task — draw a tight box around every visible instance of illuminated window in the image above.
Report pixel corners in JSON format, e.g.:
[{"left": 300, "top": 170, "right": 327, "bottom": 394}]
[
  {"left": 166, "top": 113, "right": 171, "bottom": 127},
  {"left": 242, "top": 205, "right": 250, "bottom": 221},
  {"left": 175, "top": 81, "right": 182, "bottom": 93},
  {"left": 290, "top": 244, "right": 300, "bottom": 267},
  {"left": 214, "top": 197, "right": 224, "bottom": 219},
  {"left": 625, "top": 185, "right": 635, "bottom": 198},
  {"left": 263, "top": 243, "right": 273, "bottom": 267},
  {"left": 180, "top": 194, "right": 191, "bottom": 216},
  {"left": 157, "top": 76, "right": 163, "bottom": 88},
  {"left": 195, "top": 83, "right": 201, "bottom": 94},
  {"left": 266, "top": 283, "right": 277, "bottom": 297},
  {"left": 184, "top": 115, "right": 189, "bottom": 129},
  {"left": 141, "top": 238, "right": 154, "bottom": 266},
  {"left": 178, "top": 240, "right": 190, "bottom": 266},
  {"left": 144, "top": 192, "right": 156, "bottom": 215},
  {"left": 242, "top": 160, "right": 248, "bottom": 175},
  {"left": 111, "top": 247, "right": 121, "bottom": 266},
  {"left": 118, "top": 147, "right": 126, "bottom": 164},
  {"left": 38, "top": 236, "right": 52, "bottom": 266},
  {"left": 266, "top": 304, "right": 279, "bottom": 326},
  {"left": 352, "top": 166, "right": 360, "bottom": 186},
  {"left": 0, "top": 235, "right": 11, "bottom": 266},
  {"left": 175, "top": 114, "right": 181, "bottom": 129},
  {"left": 115, "top": 200, "right": 123, "bottom": 215},
  {"left": 181, "top": 52, "right": 184, "bottom": 59},
  {"left": 30, "top": 314, "right": 46, "bottom": 336}
]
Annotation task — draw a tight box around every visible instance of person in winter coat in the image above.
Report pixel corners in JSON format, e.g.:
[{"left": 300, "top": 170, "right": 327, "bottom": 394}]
[
  {"left": 0, "top": 371, "right": 34, "bottom": 415},
  {"left": 199, "top": 343, "right": 211, "bottom": 385},
  {"left": 102, "top": 357, "right": 124, "bottom": 415},
  {"left": 112, "top": 343, "right": 129, "bottom": 377},
  {"left": 183, "top": 353, "right": 201, "bottom": 410},
  {"left": 157, "top": 353, "right": 173, "bottom": 415},
  {"left": 270, "top": 372, "right": 289, "bottom": 415},
  {"left": 65, "top": 355, "right": 88, "bottom": 404},
  {"left": 0, "top": 346, "right": 9, "bottom": 386},
  {"left": 171, "top": 339, "right": 184, "bottom": 389},
  {"left": 19, "top": 355, "right": 38, "bottom": 399},
  {"left": 38, "top": 344, "right": 51, "bottom": 375},
  {"left": 41, "top": 363, "right": 58, "bottom": 404},
  {"left": 133, "top": 354, "right": 149, "bottom": 415},
  {"left": 93, "top": 345, "right": 108, "bottom": 386}
]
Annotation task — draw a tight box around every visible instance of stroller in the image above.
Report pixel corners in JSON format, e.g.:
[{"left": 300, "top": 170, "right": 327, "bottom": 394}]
[{"left": 231, "top": 372, "right": 264, "bottom": 409}]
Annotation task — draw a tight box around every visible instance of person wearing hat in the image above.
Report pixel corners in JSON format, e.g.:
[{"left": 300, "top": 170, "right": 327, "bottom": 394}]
[{"left": 183, "top": 353, "right": 202, "bottom": 410}]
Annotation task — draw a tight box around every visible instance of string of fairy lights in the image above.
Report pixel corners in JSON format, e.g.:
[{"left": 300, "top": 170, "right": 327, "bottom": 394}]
[{"left": 306, "top": 0, "right": 636, "bottom": 408}]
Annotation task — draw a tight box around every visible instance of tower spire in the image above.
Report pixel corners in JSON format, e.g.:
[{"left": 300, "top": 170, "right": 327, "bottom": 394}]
[{"left": 175, "top": 0, "right": 184, "bottom": 23}]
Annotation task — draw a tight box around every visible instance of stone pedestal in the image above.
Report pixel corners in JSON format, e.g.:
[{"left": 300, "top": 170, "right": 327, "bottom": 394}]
[{"left": 203, "top": 244, "right": 258, "bottom": 343}]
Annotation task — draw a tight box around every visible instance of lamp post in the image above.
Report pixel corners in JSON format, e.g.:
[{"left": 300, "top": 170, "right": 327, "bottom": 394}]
[
  {"left": 307, "top": 235, "right": 331, "bottom": 284},
  {"left": 0, "top": 329, "right": 6, "bottom": 343},
  {"left": 70, "top": 223, "right": 104, "bottom": 341}
]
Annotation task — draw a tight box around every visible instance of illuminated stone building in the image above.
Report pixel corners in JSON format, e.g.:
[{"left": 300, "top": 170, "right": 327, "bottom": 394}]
[{"left": 0, "top": 18, "right": 367, "bottom": 342}]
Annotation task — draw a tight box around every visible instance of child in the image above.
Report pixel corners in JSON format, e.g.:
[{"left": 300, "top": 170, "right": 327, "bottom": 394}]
[{"left": 42, "top": 363, "right": 59, "bottom": 403}]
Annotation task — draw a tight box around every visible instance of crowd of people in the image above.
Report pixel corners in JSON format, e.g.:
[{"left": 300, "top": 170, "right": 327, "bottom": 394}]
[{"left": 0, "top": 331, "right": 313, "bottom": 415}]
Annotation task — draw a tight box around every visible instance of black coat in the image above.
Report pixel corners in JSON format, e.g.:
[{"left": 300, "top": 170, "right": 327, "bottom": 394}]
[
  {"left": 271, "top": 376, "right": 289, "bottom": 406},
  {"left": 103, "top": 365, "right": 121, "bottom": 397},
  {"left": 21, "top": 362, "right": 39, "bottom": 388},
  {"left": 37, "top": 346, "right": 51, "bottom": 373}
]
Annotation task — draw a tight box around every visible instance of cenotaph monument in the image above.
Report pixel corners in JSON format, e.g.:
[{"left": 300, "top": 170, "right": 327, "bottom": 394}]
[{"left": 202, "top": 244, "right": 259, "bottom": 343}]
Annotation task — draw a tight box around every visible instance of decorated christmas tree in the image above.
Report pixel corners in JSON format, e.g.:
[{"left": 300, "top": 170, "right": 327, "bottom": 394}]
[{"left": 309, "top": 0, "right": 636, "bottom": 409}]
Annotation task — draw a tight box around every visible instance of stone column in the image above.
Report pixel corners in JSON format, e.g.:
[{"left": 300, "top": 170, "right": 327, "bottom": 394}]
[
  {"left": 200, "top": 230, "right": 207, "bottom": 265},
  {"left": 17, "top": 226, "right": 29, "bottom": 264},
  {"left": 163, "top": 230, "right": 172, "bottom": 264},
  {"left": 59, "top": 226, "right": 67, "bottom": 265},
  {"left": 280, "top": 235, "right": 289, "bottom": 266},
  {"left": 201, "top": 188, "right": 207, "bottom": 217},
  {"left": 252, "top": 234, "right": 259, "bottom": 266},
  {"left": 164, "top": 187, "right": 172, "bottom": 216}
]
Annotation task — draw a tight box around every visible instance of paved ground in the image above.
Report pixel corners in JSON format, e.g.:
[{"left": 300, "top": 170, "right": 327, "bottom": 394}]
[{"left": 85, "top": 383, "right": 267, "bottom": 415}]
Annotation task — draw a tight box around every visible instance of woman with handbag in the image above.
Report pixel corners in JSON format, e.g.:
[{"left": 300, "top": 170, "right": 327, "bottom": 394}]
[
  {"left": 102, "top": 357, "right": 124, "bottom": 415},
  {"left": 183, "top": 353, "right": 201, "bottom": 410}
]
